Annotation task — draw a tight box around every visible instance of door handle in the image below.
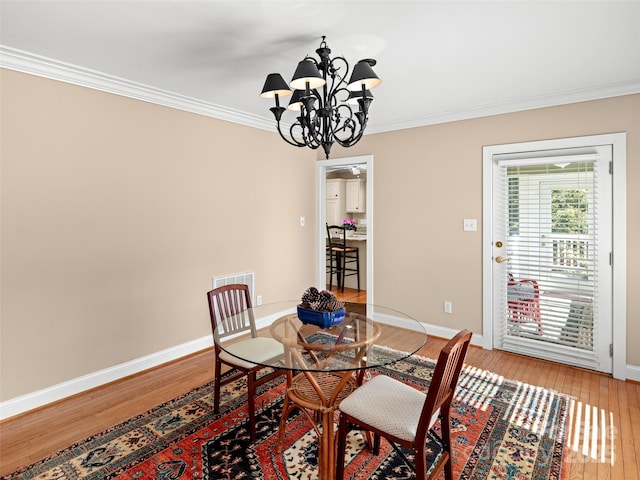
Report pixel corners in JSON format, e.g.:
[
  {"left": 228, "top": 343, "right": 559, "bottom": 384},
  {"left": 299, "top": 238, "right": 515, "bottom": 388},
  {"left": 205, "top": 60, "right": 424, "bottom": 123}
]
[{"left": 495, "top": 256, "right": 510, "bottom": 264}]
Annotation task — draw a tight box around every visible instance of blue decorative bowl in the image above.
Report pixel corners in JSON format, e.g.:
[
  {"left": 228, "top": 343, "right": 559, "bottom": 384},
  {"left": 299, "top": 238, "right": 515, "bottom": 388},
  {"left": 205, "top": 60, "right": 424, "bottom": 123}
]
[{"left": 297, "top": 305, "right": 346, "bottom": 329}]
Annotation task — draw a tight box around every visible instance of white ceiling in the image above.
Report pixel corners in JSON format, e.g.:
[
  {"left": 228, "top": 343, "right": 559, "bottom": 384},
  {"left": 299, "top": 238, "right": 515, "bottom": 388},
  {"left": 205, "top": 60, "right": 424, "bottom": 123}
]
[{"left": 1, "top": 1, "right": 639, "bottom": 134}]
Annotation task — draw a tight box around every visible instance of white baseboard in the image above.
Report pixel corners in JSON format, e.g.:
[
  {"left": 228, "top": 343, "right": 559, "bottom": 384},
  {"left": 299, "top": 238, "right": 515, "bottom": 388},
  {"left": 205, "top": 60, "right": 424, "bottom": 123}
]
[
  {"left": 0, "top": 335, "right": 213, "bottom": 421},
  {"left": 625, "top": 364, "right": 640, "bottom": 382},
  {"left": 421, "top": 323, "right": 484, "bottom": 347},
  {"left": 3, "top": 318, "right": 638, "bottom": 421},
  {"left": 373, "top": 312, "right": 484, "bottom": 347}
]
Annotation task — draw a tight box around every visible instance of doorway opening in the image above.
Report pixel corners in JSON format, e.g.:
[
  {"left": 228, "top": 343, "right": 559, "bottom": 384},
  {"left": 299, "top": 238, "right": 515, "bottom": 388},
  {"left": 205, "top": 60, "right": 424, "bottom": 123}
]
[{"left": 316, "top": 155, "right": 373, "bottom": 304}]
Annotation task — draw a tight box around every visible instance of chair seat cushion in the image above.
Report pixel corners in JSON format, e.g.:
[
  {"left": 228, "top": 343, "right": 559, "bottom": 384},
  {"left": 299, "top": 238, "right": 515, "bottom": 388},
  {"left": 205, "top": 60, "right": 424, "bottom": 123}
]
[
  {"left": 339, "top": 374, "right": 438, "bottom": 443},
  {"left": 220, "top": 337, "right": 283, "bottom": 369}
]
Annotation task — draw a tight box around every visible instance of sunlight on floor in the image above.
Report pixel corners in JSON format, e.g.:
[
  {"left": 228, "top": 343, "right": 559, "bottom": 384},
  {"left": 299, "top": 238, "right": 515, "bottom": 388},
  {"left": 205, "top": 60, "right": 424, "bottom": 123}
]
[
  {"left": 566, "top": 399, "right": 616, "bottom": 465},
  {"left": 450, "top": 363, "right": 618, "bottom": 471},
  {"left": 457, "top": 365, "right": 504, "bottom": 411},
  {"left": 507, "top": 382, "right": 560, "bottom": 435},
  {"left": 455, "top": 363, "right": 617, "bottom": 468}
]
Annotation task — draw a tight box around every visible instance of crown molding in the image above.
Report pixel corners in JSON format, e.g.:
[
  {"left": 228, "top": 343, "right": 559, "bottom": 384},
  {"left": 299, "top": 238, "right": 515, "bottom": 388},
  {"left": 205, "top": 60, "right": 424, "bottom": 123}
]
[
  {"left": 365, "top": 80, "right": 640, "bottom": 134},
  {"left": 0, "top": 46, "right": 275, "bottom": 132},
  {"left": 2, "top": 45, "right": 639, "bottom": 136}
]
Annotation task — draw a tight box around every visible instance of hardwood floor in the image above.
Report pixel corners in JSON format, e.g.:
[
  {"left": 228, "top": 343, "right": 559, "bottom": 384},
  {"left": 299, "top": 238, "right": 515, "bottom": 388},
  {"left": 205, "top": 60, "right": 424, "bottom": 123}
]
[
  {"left": 1, "top": 308, "right": 638, "bottom": 478},
  {"left": 326, "top": 285, "right": 367, "bottom": 303}
]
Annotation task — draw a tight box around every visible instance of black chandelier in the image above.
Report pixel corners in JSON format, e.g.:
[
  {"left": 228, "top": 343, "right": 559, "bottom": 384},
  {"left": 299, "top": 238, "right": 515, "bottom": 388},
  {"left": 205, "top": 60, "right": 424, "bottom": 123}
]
[{"left": 260, "top": 36, "right": 381, "bottom": 159}]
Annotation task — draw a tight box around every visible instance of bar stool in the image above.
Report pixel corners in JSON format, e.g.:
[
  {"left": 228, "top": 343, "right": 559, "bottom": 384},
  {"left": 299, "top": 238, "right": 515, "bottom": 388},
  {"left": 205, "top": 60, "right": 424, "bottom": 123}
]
[{"left": 326, "top": 224, "right": 360, "bottom": 292}]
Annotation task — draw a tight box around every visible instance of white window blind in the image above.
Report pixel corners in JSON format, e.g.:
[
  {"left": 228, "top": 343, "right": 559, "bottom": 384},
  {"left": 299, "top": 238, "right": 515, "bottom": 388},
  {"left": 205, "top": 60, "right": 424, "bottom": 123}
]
[{"left": 494, "top": 152, "right": 605, "bottom": 370}]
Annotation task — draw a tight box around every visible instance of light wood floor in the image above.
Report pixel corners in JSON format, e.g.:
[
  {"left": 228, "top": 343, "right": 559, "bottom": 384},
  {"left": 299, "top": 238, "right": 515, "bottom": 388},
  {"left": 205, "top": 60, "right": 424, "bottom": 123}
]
[
  {"left": 1, "top": 295, "right": 638, "bottom": 479},
  {"left": 326, "top": 285, "right": 367, "bottom": 304}
]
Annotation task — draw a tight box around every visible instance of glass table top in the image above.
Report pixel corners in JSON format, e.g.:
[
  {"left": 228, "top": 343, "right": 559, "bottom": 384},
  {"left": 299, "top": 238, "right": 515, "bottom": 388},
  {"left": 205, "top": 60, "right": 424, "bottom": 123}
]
[{"left": 214, "top": 301, "right": 427, "bottom": 372}]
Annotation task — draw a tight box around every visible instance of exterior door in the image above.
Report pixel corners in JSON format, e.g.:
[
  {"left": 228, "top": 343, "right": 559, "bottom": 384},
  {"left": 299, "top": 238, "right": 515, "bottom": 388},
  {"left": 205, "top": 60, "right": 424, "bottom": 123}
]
[{"left": 488, "top": 143, "right": 613, "bottom": 373}]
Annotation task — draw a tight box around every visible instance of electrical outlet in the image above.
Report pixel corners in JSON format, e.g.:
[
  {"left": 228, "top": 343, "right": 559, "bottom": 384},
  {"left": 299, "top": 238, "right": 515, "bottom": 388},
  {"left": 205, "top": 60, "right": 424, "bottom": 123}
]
[
  {"left": 444, "top": 301, "right": 453, "bottom": 314},
  {"left": 256, "top": 295, "right": 262, "bottom": 305}
]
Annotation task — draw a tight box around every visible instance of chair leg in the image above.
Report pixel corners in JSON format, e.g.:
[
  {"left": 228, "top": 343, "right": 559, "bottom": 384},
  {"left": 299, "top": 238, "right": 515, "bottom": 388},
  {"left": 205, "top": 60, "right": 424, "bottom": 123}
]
[
  {"left": 247, "top": 372, "right": 256, "bottom": 441},
  {"left": 336, "top": 414, "right": 349, "bottom": 480},
  {"left": 213, "top": 357, "right": 222, "bottom": 414},
  {"left": 336, "top": 251, "right": 344, "bottom": 292},
  {"left": 438, "top": 407, "right": 454, "bottom": 480},
  {"left": 371, "top": 433, "right": 380, "bottom": 454},
  {"left": 355, "top": 249, "right": 360, "bottom": 291},
  {"left": 415, "top": 442, "right": 428, "bottom": 480},
  {"left": 329, "top": 251, "right": 334, "bottom": 290},
  {"left": 340, "top": 252, "right": 346, "bottom": 293}
]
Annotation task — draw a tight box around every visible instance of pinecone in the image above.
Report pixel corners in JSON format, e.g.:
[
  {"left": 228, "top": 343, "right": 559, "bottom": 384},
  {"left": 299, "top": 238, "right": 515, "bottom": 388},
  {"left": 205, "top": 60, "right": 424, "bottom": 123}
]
[
  {"left": 300, "top": 286, "right": 320, "bottom": 307},
  {"left": 312, "top": 290, "right": 335, "bottom": 312},
  {"left": 326, "top": 298, "right": 345, "bottom": 312}
]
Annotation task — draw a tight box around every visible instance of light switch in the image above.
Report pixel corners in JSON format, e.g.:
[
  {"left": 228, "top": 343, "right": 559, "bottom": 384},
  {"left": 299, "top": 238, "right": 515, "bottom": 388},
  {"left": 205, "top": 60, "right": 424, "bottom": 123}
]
[{"left": 463, "top": 219, "right": 477, "bottom": 231}]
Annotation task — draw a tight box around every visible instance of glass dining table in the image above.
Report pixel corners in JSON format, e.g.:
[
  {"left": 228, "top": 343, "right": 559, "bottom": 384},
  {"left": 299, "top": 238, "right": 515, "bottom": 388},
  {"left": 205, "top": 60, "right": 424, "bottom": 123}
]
[{"left": 213, "top": 300, "right": 427, "bottom": 480}]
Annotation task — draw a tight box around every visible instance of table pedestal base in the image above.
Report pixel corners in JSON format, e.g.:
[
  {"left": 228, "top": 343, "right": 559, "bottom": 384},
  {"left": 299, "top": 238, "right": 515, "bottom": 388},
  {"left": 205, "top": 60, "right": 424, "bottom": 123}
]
[{"left": 277, "top": 371, "right": 359, "bottom": 480}]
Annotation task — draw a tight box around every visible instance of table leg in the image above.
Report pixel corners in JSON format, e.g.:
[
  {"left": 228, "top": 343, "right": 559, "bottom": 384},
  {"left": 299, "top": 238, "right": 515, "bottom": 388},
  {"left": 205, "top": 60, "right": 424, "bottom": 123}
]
[{"left": 318, "top": 410, "right": 336, "bottom": 480}]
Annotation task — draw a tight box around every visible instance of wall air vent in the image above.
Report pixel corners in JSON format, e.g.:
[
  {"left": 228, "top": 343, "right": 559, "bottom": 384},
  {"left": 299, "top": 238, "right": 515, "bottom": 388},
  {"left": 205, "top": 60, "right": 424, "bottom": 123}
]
[{"left": 213, "top": 272, "right": 255, "bottom": 303}]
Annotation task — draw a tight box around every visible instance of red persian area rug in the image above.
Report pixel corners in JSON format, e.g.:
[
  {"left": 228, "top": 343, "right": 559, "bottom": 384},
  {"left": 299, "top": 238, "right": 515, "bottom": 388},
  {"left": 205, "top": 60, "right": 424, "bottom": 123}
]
[{"left": 2, "top": 350, "right": 570, "bottom": 480}]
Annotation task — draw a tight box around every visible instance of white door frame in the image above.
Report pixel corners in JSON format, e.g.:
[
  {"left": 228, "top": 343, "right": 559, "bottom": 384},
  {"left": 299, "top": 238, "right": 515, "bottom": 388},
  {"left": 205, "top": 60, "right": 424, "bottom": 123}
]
[
  {"left": 482, "top": 133, "right": 627, "bottom": 380},
  {"left": 316, "top": 155, "right": 374, "bottom": 301}
]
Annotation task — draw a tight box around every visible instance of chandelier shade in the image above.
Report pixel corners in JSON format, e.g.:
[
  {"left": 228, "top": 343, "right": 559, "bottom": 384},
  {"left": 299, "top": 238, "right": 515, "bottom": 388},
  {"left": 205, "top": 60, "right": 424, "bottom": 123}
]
[
  {"left": 290, "top": 60, "right": 326, "bottom": 90},
  {"left": 260, "top": 36, "right": 381, "bottom": 159},
  {"left": 347, "top": 60, "right": 381, "bottom": 91},
  {"left": 287, "top": 89, "right": 304, "bottom": 111},
  {"left": 260, "top": 73, "right": 292, "bottom": 99}
]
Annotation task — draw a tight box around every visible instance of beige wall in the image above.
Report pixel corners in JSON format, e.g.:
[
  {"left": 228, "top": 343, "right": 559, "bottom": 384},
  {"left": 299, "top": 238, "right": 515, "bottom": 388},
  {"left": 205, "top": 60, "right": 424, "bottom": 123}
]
[
  {"left": 332, "top": 93, "right": 639, "bottom": 366},
  {"left": 0, "top": 69, "right": 317, "bottom": 400},
  {"left": 1, "top": 68, "right": 638, "bottom": 402}
]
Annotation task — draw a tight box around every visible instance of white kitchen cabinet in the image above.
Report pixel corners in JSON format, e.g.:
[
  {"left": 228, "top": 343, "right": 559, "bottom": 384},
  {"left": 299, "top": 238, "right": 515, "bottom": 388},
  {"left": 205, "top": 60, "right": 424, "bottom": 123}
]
[
  {"left": 326, "top": 179, "right": 346, "bottom": 226},
  {"left": 346, "top": 179, "right": 366, "bottom": 213},
  {"left": 326, "top": 178, "right": 344, "bottom": 199}
]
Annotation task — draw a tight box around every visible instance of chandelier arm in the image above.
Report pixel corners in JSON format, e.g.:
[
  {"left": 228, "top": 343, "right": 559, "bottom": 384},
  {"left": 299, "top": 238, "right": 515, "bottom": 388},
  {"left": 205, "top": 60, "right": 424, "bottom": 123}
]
[
  {"left": 322, "top": 56, "right": 349, "bottom": 123},
  {"left": 334, "top": 107, "right": 368, "bottom": 147},
  {"left": 273, "top": 120, "right": 307, "bottom": 148},
  {"left": 334, "top": 127, "right": 365, "bottom": 148},
  {"left": 326, "top": 56, "right": 350, "bottom": 94},
  {"left": 300, "top": 93, "right": 325, "bottom": 148},
  {"left": 290, "top": 115, "right": 322, "bottom": 150},
  {"left": 327, "top": 101, "right": 363, "bottom": 142},
  {"left": 296, "top": 119, "right": 317, "bottom": 148}
]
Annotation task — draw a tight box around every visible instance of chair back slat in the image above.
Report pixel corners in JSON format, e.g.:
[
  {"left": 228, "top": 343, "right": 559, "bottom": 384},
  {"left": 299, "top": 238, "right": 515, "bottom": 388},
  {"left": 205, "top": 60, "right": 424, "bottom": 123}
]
[
  {"left": 416, "top": 329, "right": 472, "bottom": 441},
  {"left": 207, "top": 284, "right": 256, "bottom": 341},
  {"left": 327, "top": 224, "right": 348, "bottom": 249}
]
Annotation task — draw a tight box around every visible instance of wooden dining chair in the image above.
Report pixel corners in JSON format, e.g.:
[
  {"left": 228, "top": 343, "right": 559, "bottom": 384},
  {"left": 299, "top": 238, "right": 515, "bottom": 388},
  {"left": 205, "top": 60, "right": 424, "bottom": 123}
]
[
  {"left": 336, "top": 329, "right": 472, "bottom": 480},
  {"left": 207, "top": 284, "right": 286, "bottom": 441}
]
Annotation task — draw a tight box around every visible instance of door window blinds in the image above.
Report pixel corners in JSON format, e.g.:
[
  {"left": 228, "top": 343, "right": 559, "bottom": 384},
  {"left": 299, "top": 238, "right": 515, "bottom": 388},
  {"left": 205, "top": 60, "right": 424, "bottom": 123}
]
[{"left": 495, "top": 152, "right": 604, "bottom": 370}]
